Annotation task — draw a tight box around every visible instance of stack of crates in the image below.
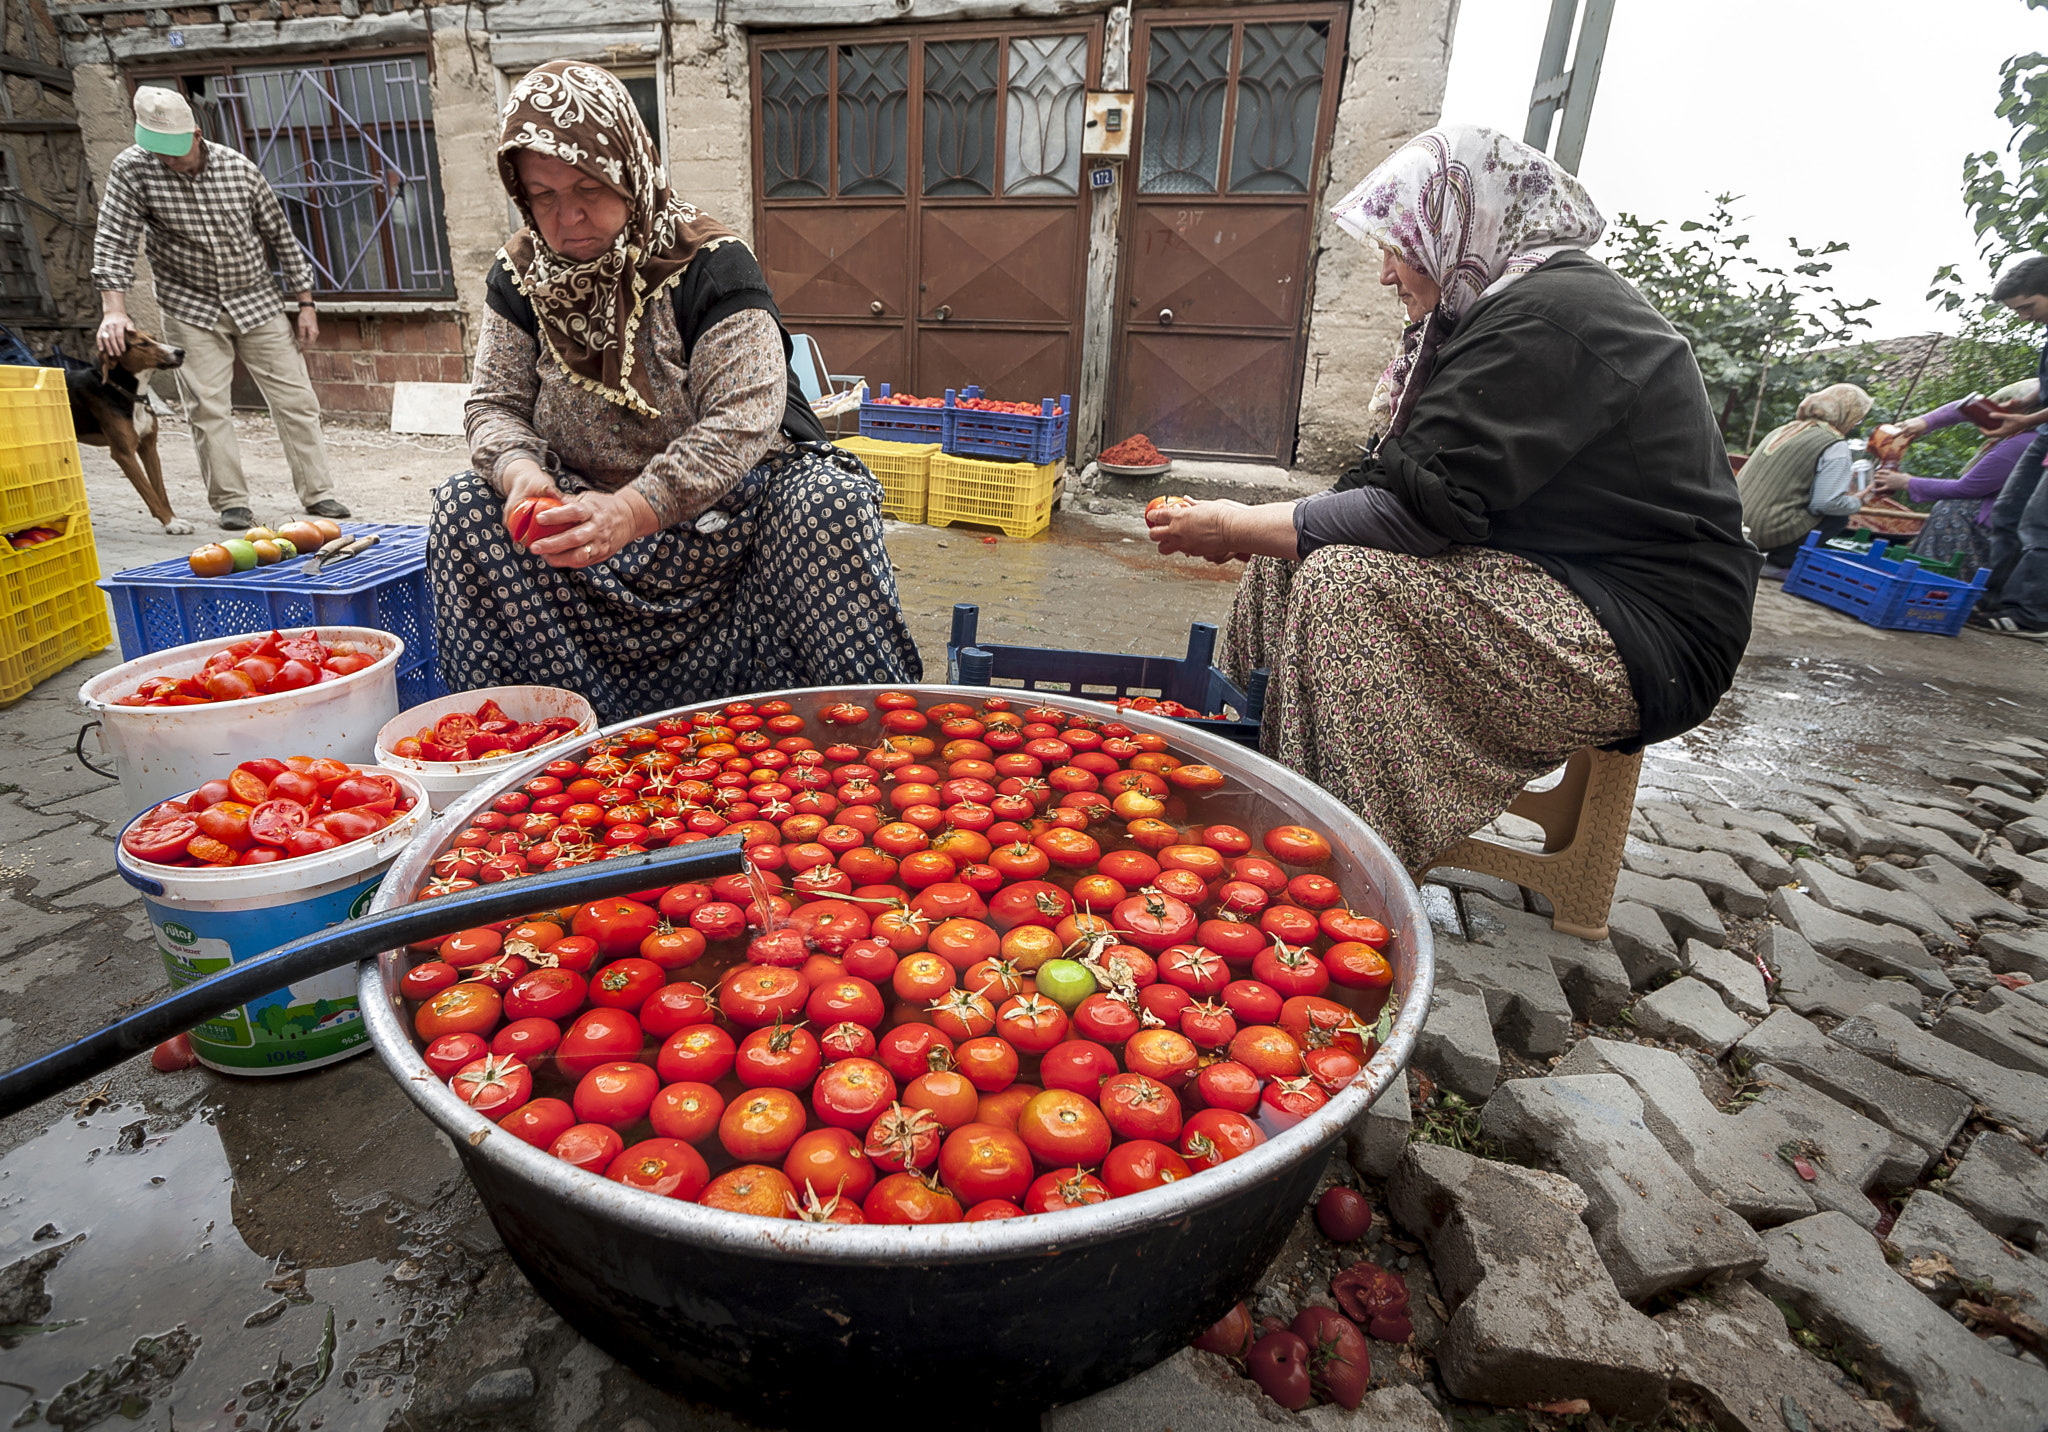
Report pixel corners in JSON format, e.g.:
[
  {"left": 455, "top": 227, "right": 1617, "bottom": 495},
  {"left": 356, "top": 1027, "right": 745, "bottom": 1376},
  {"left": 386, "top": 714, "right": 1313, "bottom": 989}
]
[
  {"left": 0, "top": 368, "right": 109, "bottom": 705},
  {"left": 834, "top": 435, "right": 941, "bottom": 523},
  {"left": 928, "top": 385, "right": 1069, "bottom": 539}
]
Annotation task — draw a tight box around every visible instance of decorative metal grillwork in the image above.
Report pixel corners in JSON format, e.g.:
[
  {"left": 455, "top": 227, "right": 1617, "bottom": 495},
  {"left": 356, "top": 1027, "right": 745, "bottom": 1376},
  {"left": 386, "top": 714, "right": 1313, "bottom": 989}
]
[
  {"left": 1003, "top": 33, "right": 1087, "bottom": 197},
  {"left": 922, "top": 38, "right": 998, "bottom": 197},
  {"left": 1138, "top": 25, "right": 1231, "bottom": 195},
  {"left": 762, "top": 46, "right": 829, "bottom": 198},
  {"left": 839, "top": 43, "right": 909, "bottom": 197},
  {"left": 1229, "top": 23, "right": 1328, "bottom": 194},
  {"left": 194, "top": 58, "right": 453, "bottom": 299}
]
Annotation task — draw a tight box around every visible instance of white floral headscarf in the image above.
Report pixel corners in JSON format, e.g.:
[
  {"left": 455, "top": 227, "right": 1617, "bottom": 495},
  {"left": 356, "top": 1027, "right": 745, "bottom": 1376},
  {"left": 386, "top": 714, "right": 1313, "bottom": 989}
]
[
  {"left": 497, "top": 61, "right": 740, "bottom": 416},
  {"left": 1330, "top": 126, "right": 1606, "bottom": 439}
]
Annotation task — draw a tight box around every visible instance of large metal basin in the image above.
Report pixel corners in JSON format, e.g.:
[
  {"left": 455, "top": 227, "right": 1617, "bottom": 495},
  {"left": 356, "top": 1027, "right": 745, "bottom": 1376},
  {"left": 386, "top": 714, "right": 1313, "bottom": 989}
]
[{"left": 362, "top": 685, "right": 1434, "bottom": 1422}]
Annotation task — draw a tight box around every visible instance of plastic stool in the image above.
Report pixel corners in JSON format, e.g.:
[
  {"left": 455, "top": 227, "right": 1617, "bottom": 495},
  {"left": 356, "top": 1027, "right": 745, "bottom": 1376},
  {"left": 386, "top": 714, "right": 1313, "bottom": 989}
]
[{"left": 1419, "top": 747, "right": 1643, "bottom": 940}]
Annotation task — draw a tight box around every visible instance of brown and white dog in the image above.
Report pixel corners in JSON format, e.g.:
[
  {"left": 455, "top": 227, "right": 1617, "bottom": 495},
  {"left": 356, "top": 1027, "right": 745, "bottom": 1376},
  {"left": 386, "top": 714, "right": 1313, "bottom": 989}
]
[{"left": 66, "top": 330, "right": 192, "bottom": 534}]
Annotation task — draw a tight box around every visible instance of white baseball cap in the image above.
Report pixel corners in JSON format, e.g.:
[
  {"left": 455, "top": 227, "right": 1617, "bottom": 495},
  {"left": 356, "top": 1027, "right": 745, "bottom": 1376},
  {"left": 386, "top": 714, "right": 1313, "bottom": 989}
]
[{"left": 133, "top": 86, "right": 197, "bottom": 156}]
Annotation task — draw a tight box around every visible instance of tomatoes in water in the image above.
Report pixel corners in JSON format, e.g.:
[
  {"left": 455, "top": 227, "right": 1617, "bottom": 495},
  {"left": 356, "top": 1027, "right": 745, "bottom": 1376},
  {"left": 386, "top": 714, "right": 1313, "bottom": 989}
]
[
  {"left": 1100, "top": 1138, "right": 1192, "bottom": 1197},
  {"left": 863, "top": 1172, "right": 962, "bottom": 1225},
  {"left": 607, "top": 1137, "right": 709, "bottom": 1200},
  {"left": 937, "top": 1122, "right": 1033, "bottom": 1204},
  {"left": 555, "top": 1008, "right": 643, "bottom": 1080},
  {"left": 573, "top": 1061, "right": 660, "bottom": 1129}
]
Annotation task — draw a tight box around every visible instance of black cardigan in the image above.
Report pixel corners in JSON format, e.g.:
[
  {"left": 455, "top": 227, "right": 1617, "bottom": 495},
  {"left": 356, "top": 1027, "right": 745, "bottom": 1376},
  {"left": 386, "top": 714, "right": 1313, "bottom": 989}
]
[{"left": 1338, "top": 250, "right": 1759, "bottom": 751}]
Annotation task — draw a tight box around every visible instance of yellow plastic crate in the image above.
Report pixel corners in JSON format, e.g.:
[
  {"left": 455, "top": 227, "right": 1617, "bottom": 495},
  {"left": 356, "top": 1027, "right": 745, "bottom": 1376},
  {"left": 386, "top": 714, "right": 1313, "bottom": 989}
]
[
  {"left": 927, "top": 453, "right": 1064, "bottom": 539},
  {"left": 835, "top": 435, "right": 940, "bottom": 524},
  {"left": 0, "top": 601, "right": 111, "bottom": 706},
  {"left": 0, "top": 506, "right": 100, "bottom": 624},
  {"left": 0, "top": 367, "right": 84, "bottom": 529}
]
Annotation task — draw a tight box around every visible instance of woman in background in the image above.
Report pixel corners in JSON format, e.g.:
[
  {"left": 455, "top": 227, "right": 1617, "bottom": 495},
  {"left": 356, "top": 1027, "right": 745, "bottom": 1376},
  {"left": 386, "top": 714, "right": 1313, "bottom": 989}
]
[
  {"left": 1872, "top": 378, "right": 2038, "bottom": 577},
  {"left": 1736, "top": 384, "right": 1872, "bottom": 576}
]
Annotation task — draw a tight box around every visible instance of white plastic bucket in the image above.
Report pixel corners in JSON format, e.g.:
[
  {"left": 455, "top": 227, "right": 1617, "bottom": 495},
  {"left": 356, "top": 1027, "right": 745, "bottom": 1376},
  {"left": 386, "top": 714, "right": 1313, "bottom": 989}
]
[
  {"left": 79, "top": 626, "right": 404, "bottom": 818},
  {"left": 114, "top": 769, "right": 429, "bottom": 1075},
  {"left": 374, "top": 684, "right": 598, "bottom": 812}
]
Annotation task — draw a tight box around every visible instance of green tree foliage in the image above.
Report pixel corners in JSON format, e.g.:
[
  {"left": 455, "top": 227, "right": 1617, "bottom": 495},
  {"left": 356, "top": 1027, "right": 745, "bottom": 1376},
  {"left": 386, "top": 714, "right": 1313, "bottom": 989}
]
[
  {"left": 1604, "top": 196, "right": 1877, "bottom": 451},
  {"left": 1930, "top": 0, "right": 2048, "bottom": 307},
  {"left": 1867, "top": 312, "right": 2039, "bottom": 478}
]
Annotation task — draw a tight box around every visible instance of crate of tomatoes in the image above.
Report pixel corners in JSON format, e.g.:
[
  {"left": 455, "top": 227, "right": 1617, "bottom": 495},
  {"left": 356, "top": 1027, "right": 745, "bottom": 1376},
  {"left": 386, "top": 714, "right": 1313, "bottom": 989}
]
[
  {"left": 944, "top": 386, "right": 1070, "bottom": 465},
  {"left": 857, "top": 384, "right": 952, "bottom": 446}
]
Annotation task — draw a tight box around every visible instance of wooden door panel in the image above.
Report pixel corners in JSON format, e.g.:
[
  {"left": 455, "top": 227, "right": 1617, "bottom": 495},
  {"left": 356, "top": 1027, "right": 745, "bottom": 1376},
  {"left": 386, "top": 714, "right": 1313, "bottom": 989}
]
[
  {"left": 797, "top": 322, "right": 909, "bottom": 394},
  {"left": 1111, "top": 330, "right": 1295, "bottom": 459},
  {"left": 915, "top": 326, "right": 1070, "bottom": 406},
  {"left": 759, "top": 206, "right": 909, "bottom": 318},
  {"left": 1122, "top": 203, "right": 1308, "bottom": 330},
  {"left": 919, "top": 205, "right": 1081, "bottom": 323}
]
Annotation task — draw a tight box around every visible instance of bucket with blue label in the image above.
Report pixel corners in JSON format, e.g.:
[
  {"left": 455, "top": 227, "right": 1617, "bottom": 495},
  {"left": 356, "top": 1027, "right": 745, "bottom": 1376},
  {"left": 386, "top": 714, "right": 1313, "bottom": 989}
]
[{"left": 115, "top": 771, "right": 430, "bottom": 1075}]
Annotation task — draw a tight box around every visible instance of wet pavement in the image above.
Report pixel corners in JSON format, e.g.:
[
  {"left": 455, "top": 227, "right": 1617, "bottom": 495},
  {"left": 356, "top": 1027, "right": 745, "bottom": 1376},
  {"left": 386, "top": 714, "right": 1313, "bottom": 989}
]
[{"left": 0, "top": 427, "right": 2042, "bottom": 1430}]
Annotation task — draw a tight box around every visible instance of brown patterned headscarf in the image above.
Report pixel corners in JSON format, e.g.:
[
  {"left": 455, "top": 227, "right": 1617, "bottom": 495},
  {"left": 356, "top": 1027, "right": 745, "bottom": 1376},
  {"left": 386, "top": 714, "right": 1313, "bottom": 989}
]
[{"left": 496, "top": 61, "right": 739, "bottom": 415}]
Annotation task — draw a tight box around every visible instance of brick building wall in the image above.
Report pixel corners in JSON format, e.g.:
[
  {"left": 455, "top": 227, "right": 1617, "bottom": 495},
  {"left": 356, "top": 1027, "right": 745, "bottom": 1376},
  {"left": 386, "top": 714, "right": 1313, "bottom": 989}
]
[{"left": 232, "top": 311, "right": 467, "bottom": 420}]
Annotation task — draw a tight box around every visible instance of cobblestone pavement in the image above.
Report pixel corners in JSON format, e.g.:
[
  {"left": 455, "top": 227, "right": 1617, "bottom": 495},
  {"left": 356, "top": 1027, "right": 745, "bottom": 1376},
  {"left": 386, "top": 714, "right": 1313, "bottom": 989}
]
[{"left": 2, "top": 422, "right": 2046, "bottom": 1430}]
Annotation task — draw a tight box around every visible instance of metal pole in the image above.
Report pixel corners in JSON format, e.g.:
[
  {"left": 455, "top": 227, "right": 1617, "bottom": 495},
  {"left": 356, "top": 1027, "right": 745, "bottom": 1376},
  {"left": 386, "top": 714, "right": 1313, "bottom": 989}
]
[
  {"left": 1745, "top": 359, "right": 1772, "bottom": 452},
  {"left": 1552, "top": 0, "right": 1617, "bottom": 174},
  {"left": 1523, "top": 0, "right": 1579, "bottom": 152}
]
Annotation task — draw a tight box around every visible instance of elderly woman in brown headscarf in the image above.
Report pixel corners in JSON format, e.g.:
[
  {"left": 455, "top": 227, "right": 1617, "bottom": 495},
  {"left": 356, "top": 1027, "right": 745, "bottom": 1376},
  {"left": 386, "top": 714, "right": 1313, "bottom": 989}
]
[
  {"left": 1736, "top": 382, "right": 1874, "bottom": 576},
  {"left": 429, "top": 61, "right": 919, "bottom": 722}
]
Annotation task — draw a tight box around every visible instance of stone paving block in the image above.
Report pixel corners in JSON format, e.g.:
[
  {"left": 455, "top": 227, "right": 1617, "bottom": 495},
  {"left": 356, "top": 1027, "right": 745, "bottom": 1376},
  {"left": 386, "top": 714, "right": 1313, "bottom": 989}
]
[
  {"left": 2009, "top": 814, "right": 2048, "bottom": 855},
  {"left": 1708, "top": 804, "right": 1818, "bottom": 848},
  {"left": 1041, "top": 1347, "right": 1340, "bottom": 1432},
  {"left": 1642, "top": 805, "right": 1798, "bottom": 886},
  {"left": 12, "top": 820, "right": 118, "bottom": 902},
  {"left": 1345, "top": 1078, "right": 1413, "bottom": 1178},
  {"left": 1612, "top": 869, "right": 1725, "bottom": 947},
  {"left": 1753, "top": 1211, "right": 2048, "bottom": 1432},
  {"left": 1657, "top": 1280, "right": 1889, "bottom": 1432},
  {"left": 1904, "top": 824, "right": 1996, "bottom": 881},
  {"left": 1888, "top": 1190, "right": 2048, "bottom": 1312},
  {"left": 1467, "top": 902, "right": 1630, "bottom": 1025},
  {"left": 1414, "top": 977, "right": 1501, "bottom": 1101},
  {"left": 1981, "top": 928, "right": 2048, "bottom": 981},
  {"left": 1861, "top": 855, "right": 2028, "bottom": 930},
  {"left": 1623, "top": 844, "right": 1769, "bottom": 917},
  {"left": 1969, "top": 786, "right": 2048, "bottom": 825},
  {"left": 1736, "top": 1010, "right": 1968, "bottom": 1168},
  {"left": 1985, "top": 845, "right": 2048, "bottom": 906},
  {"left": 1743, "top": 790, "right": 1830, "bottom": 825},
  {"left": 1943, "top": 759, "right": 2034, "bottom": 797},
  {"left": 1869, "top": 796, "right": 1992, "bottom": 845},
  {"left": 1438, "top": 926, "right": 1575, "bottom": 1060},
  {"left": 1633, "top": 976, "right": 1751, "bottom": 1055},
  {"left": 1767, "top": 889, "right": 1954, "bottom": 996},
  {"left": 1478, "top": 1074, "right": 1767, "bottom": 1300},
  {"left": 1430, "top": 865, "right": 1524, "bottom": 908},
  {"left": 1931, "top": 1002, "right": 2048, "bottom": 1079},
  {"left": 1759, "top": 925, "right": 1922, "bottom": 1023},
  {"left": 1555, "top": 1037, "right": 1895, "bottom": 1229},
  {"left": 1385, "top": 1144, "right": 1670, "bottom": 1421},
  {"left": 1417, "top": 881, "right": 1462, "bottom": 937},
  {"left": 0, "top": 895, "right": 92, "bottom": 964},
  {"left": 1607, "top": 900, "right": 1683, "bottom": 990},
  {"left": 1792, "top": 858, "right": 1961, "bottom": 945},
  {"left": 1301, "top": 1385, "right": 1450, "bottom": 1432},
  {"left": 1943, "top": 1130, "right": 2048, "bottom": 1250},
  {"left": 1831, "top": 1003, "right": 2048, "bottom": 1141},
  {"left": 1681, "top": 939, "right": 1769, "bottom": 1016},
  {"left": 1966, "top": 753, "right": 2047, "bottom": 794},
  {"left": 1818, "top": 803, "right": 1924, "bottom": 860}
]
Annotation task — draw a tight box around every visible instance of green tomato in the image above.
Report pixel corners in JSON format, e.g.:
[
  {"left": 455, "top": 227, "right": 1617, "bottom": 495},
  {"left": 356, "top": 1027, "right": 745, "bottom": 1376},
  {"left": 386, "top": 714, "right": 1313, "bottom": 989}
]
[
  {"left": 272, "top": 537, "right": 297, "bottom": 559},
  {"left": 1034, "top": 958, "right": 1096, "bottom": 1013},
  {"left": 221, "top": 538, "right": 259, "bottom": 572}
]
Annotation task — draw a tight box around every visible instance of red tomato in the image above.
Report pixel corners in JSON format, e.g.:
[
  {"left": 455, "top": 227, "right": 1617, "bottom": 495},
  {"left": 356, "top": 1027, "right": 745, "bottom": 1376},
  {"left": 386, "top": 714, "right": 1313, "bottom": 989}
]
[
  {"left": 573, "top": 1061, "right": 660, "bottom": 1129},
  {"left": 588, "top": 957, "right": 665, "bottom": 1011},
  {"left": 1195, "top": 1059, "right": 1263, "bottom": 1114},
  {"left": 736, "top": 1021, "right": 824, "bottom": 1090},
  {"left": 648, "top": 1081, "right": 725, "bottom": 1143},
  {"left": 401, "top": 960, "right": 460, "bottom": 1002},
  {"left": 1016, "top": 1089, "right": 1111, "bottom": 1167},
  {"left": 1325, "top": 940, "right": 1394, "bottom": 991},
  {"left": 863, "top": 1172, "right": 963, "bottom": 1225},
  {"left": 503, "top": 967, "right": 586, "bottom": 1022},
  {"left": 1181, "top": 1107, "right": 1266, "bottom": 1169},
  {"left": 1038, "top": 1038, "right": 1119, "bottom": 1099},
  {"left": 1101, "top": 1139, "right": 1193, "bottom": 1197},
  {"left": 719, "top": 964, "right": 810, "bottom": 1028},
  {"left": 450, "top": 1053, "right": 532, "bottom": 1121},
  {"left": 550, "top": 1123, "right": 624, "bottom": 1173},
  {"left": 1261, "top": 1074, "right": 1330, "bottom": 1129},
  {"left": 783, "top": 1126, "right": 875, "bottom": 1203},
  {"left": 937, "top": 1123, "right": 1034, "bottom": 1204},
  {"left": 1223, "top": 979, "right": 1285, "bottom": 1025},
  {"left": 490, "top": 1016, "right": 561, "bottom": 1063},
  {"left": 607, "top": 1137, "right": 709, "bottom": 1200},
  {"left": 574, "top": 899, "right": 661, "bottom": 959},
  {"left": 501, "top": 1097, "right": 576, "bottom": 1150},
  {"left": 876, "top": 1022, "right": 955, "bottom": 1084},
  {"left": 424, "top": 1031, "right": 488, "bottom": 1080},
  {"left": 555, "top": 1008, "right": 643, "bottom": 1079},
  {"left": 414, "top": 983, "right": 501, "bottom": 1042},
  {"left": 720, "top": 1087, "right": 808, "bottom": 1162},
  {"left": 1263, "top": 826, "right": 1333, "bottom": 866},
  {"left": 952, "top": 1035, "right": 1019, "bottom": 1093},
  {"left": 1099, "top": 1072, "right": 1184, "bottom": 1142},
  {"left": 656, "top": 1023, "right": 736, "bottom": 1084}
]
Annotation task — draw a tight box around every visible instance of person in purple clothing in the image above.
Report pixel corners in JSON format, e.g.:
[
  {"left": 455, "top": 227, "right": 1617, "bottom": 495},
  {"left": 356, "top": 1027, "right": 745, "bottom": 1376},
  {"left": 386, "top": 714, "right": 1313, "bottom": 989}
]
[{"left": 1871, "top": 376, "right": 2038, "bottom": 576}]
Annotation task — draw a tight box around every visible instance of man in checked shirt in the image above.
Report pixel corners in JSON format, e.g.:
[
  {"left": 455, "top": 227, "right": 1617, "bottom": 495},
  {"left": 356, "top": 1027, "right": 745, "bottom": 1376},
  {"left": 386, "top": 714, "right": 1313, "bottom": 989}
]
[{"left": 92, "top": 85, "right": 349, "bottom": 532}]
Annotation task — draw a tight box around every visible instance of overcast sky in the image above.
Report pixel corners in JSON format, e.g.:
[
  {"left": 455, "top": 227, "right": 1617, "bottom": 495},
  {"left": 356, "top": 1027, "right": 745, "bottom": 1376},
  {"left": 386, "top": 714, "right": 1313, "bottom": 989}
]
[{"left": 1438, "top": 0, "right": 2048, "bottom": 338}]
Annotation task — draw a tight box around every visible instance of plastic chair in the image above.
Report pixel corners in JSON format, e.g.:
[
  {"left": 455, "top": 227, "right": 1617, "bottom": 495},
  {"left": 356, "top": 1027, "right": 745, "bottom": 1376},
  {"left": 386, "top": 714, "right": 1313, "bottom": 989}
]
[
  {"left": 789, "top": 334, "right": 864, "bottom": 434},
  {"left": 1418, "top": 746, "right": 1643, "bottom": 940}
]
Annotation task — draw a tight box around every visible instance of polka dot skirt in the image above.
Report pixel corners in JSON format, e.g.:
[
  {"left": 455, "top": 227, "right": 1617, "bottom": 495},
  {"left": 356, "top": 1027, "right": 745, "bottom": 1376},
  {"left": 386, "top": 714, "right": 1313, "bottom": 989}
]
[{"left": 428, "top": 446, "right": 923, "bottom": 724}]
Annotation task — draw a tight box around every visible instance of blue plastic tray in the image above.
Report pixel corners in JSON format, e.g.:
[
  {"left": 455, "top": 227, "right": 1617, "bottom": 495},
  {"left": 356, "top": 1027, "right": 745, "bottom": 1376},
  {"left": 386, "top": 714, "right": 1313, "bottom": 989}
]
[
  {"left": 100, "top": 522, "right": 444, "bottom": 705},
  {"left": 1782, "top": 530, "right": 1990, "bottom": 637},
  {"left": 943, "top": 604, "right": 1266, "bottom": 746},
  {"left": 945, "top": 386, "right": 1071, "bottom": 464},
  {"left": 858, "top": 384, "right": 951, "bottom": 445}
]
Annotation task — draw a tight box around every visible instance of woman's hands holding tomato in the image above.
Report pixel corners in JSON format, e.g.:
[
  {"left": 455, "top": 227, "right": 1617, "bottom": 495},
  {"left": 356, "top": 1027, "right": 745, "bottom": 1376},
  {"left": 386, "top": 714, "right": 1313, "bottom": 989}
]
[
  {"left": 1144, "top": 499, "right": 1303, "bottom": 565},
  {"left": 503, "top": 457, "right": 661, "bottom": 569}
]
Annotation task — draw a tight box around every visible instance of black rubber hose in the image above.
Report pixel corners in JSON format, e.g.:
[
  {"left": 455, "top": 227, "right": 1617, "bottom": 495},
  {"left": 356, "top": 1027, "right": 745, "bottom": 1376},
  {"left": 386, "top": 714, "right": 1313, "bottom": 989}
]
[{"left": 0, "top": 835, "right": 748, "bottom": 1119}]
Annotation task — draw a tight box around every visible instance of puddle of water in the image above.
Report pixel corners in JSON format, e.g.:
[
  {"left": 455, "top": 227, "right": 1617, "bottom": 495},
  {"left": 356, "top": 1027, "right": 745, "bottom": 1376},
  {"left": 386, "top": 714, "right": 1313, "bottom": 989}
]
[{"left": 0, "top": 1107, "right": 420, "bottom": 1432}]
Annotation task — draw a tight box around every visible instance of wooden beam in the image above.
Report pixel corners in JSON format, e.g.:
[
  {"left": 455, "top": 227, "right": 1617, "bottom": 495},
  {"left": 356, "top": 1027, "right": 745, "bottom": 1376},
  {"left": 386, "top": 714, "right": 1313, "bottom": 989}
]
[{"left": 0, "top": 53, "right": 70, "bottom": 89}]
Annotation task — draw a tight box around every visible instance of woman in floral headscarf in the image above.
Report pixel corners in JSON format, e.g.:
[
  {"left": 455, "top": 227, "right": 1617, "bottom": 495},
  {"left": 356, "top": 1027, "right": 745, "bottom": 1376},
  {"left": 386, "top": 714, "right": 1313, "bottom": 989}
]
[
  {"left": 1737, "top": 382, "right": 1874, "bottom": 574},
  {"left": 1146, "top": 126, "right": 1756, "bottom": 869},
  {"left": 429, "top": 61, "right": 919, "bottom": 722}
]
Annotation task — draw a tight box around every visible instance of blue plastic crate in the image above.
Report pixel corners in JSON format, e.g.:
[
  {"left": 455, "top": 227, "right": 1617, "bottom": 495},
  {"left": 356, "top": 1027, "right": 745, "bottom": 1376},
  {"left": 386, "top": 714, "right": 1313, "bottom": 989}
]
[
  {"left": 945, "top": 386, "right": 1071, "bottom": 464},
  {"left": 858, "top": 384, "right": 952, "bottom": 445},
  {"left": 943, "top": 603, "right": 1266, "bottom": 746},
  {"left": 99, "top": 522, "right": 446, "bottom": 698},
  {"left": 1782, "top": 530, "right": 1990, "bottom": 637}
]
